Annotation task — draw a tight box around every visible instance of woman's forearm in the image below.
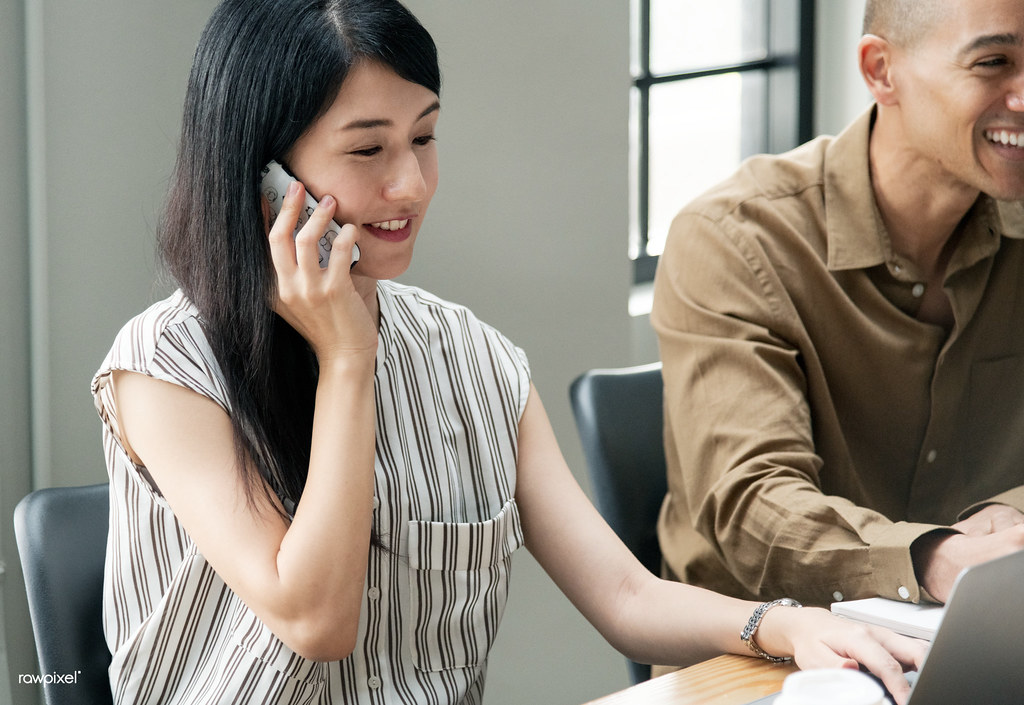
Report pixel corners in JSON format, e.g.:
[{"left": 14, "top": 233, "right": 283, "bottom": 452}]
[{"left": 273, "top": 354, "right": 378, "bottom": 657}]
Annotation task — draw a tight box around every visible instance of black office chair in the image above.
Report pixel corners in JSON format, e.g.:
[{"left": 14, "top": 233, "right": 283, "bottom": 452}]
[
  {"left": 569, "top": 362, "right": 667, "bottom": 684},
  {"left": 14, "top": 483, "right": 114, "bottom": 705}
]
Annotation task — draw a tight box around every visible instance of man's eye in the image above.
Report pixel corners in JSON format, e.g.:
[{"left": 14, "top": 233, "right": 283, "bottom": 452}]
[{"left": 975, "top": 56, "right": 1009, "bottom": 69}]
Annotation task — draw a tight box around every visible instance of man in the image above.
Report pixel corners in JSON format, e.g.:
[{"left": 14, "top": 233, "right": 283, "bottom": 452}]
[{"left": 651, "top": 0, "right": 1024, "bottom": 609}]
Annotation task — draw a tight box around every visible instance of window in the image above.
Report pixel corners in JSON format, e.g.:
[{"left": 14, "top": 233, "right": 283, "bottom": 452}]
[{"left": 630, "top": 0, "right": 816, "bottom": 286}]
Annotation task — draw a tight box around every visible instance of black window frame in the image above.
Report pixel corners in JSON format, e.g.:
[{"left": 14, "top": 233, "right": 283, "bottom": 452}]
[{"left": 631, "top": 0, "right": 817, "bottom": 285}]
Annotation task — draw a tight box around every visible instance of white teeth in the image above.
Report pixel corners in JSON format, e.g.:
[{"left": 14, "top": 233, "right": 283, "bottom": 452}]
[
  {"left": 986, "top": 129, "right": 1024, "bottom": 147},
  {"left": 371, "top": 219, "right": 410, "bottom": 231}
]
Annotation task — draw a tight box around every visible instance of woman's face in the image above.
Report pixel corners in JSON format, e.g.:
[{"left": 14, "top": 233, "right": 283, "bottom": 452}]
[{"left": 285, "top": 60, "right": 440, "bottom": 282}]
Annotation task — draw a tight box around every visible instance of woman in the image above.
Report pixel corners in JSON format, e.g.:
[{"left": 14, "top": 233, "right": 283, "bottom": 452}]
[{"left": 91, "top": 0, "right": 925, "bottom": 703}]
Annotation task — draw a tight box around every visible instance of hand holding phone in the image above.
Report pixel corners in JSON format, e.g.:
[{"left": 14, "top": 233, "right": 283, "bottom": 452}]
[{"left": 260, "top": 160, "right": 360, "bottom": 268}]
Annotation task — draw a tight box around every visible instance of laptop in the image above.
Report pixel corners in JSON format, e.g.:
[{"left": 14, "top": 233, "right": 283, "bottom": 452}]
[{"left": 742, "top": 547, "right": 1024, "bottom": 705}]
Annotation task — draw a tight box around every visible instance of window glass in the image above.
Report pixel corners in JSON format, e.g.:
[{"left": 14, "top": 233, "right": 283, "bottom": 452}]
[
  {"left": 632, "top": 0, "right": 811, "bottom": 279},
  {"left": 647, "top": 72, "right": 770, "bottom": 256},
  {"left": 649, "top": 0, "right": 767, "bottom": 75}
]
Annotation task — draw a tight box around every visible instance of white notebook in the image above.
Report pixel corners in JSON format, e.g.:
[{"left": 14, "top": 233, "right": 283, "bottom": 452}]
[{"left": 830, "top": 597, "right": 945, "bottom": 640}]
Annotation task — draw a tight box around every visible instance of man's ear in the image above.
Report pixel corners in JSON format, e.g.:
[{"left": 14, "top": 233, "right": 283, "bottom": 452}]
[{"left": 858, "top": 34, "right": 899, "bottom": 106}]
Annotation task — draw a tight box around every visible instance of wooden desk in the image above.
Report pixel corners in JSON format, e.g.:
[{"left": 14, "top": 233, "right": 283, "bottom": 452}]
[{"left": 583, "top": 655, "right": 796, "bottom": 705}]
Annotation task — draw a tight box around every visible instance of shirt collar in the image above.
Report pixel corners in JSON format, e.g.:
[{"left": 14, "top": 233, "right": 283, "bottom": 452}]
[
  {"left": 823, "top": 105, "right": 1024, "bottom": 273},
  {"left": 994, "top": 199, "right": 1024, "bottom": 239},
  {"left": 824, "top": 105, "right": 891, "bottom": 272}
]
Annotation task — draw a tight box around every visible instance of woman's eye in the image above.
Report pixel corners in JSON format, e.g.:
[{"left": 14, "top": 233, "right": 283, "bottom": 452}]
[
  {"left": 351, "top": 146, "right": 382, "bottom": 157},
  {"left": 413, "top": 134, "right": 436, "bottom": 147}
]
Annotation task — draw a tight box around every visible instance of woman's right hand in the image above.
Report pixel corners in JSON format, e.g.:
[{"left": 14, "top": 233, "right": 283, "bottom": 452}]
[
  {"left": 758, "top": 605, "right": 926, "bottom": 705},
  {"left": 265, "top": 180, "right": 377, "bottom": 364}
]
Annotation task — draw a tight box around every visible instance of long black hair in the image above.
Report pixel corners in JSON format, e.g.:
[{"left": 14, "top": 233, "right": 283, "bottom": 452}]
[{"left": 159, "top": 0, "right": 440, "bottom": 510}]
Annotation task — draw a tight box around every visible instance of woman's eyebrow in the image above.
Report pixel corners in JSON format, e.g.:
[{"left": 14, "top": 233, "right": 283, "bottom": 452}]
[{"left": 341, "top": 100, "right": 441, "bottom": 131}]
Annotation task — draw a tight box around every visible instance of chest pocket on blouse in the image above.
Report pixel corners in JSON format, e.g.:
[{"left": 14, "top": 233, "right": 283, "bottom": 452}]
[{"left": 407, "top": 498, "right": 524, "bottom": 672}]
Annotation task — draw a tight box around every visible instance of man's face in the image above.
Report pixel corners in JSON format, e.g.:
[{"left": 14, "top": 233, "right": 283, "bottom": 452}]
[{"left": 890, "top": 0, "right": 1024, "bottom": 200}]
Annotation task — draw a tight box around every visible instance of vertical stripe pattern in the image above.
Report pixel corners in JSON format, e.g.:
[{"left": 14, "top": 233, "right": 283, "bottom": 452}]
[{"left": 91, "top": 280, "right": 531, "bottom": 704}]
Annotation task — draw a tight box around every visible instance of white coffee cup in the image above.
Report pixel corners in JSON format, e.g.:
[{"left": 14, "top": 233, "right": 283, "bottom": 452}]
[{"left": 773, "top": 669, "right": 886, "bottom": 705}]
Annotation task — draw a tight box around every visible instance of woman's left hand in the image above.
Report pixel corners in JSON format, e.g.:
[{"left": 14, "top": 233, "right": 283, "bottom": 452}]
[{"left": 759, "top": 606, "right": 927, "bottom": 705}]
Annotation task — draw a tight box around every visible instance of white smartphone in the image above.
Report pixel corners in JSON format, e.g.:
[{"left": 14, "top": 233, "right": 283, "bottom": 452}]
[{"left": 260, "top": 160, "right": 360, "bottom": 268}]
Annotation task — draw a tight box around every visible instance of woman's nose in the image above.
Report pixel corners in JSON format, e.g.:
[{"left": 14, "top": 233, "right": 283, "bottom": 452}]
[{"left": 383, "top": 150, "right": 427, "bottom": 202}]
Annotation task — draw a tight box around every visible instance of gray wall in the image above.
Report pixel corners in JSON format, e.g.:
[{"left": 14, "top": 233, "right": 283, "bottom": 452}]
[
  {"left": 5, "top": 2, "right": 225, "bottom": 703},
  {"left": 1, "top": 2, "right": 870, "bottom": 704},
  {"left": 1, "top": 0, "right": 31, "bottom": 699},
  {"left": 816, "top": 0, "right": 871, "bottom": 136}
]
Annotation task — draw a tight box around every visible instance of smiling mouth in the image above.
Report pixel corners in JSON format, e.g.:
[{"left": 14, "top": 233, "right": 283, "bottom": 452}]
[
  {"left": 369, "top": 219, "right": 410, "bottom": 230},
  {"left": 985, "top": 129, "right": 1024, "bottom": 148},
  {"left": 365, "top": 218, "right": 414, "bottom": 243}
]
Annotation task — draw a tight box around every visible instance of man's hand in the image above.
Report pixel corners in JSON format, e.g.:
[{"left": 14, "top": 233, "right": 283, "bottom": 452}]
[
  {"left": 912, "top": 509, "right": 1024, "bottom": 603},
  {"left": 953, "top": 504, "right": 1024, "bottom": 536}
]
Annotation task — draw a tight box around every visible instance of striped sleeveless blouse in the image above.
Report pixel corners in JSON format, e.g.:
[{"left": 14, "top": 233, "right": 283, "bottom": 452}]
[{"left": 91, "top": 280, "right": 531, "bottom": 704}]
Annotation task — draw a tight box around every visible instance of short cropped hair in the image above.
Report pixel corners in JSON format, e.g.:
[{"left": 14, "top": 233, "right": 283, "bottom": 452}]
[{"left": 863, "top": 0, "right": 948, "bottom": 47}]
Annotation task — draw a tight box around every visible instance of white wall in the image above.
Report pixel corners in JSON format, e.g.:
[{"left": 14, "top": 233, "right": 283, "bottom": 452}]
[{"left": 1, "top": 2, "right": 874, "bottom": 704}]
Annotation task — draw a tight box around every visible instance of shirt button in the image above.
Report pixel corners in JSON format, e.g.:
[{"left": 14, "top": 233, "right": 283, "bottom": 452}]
[
  {"left": 926, "top": 450, "right": 938, "bottom": 463},
  {"left": 367, "top": 676, "right": 381, "bottom": 690},
  {"left": 912, "top": 283, "right": 925, "bottom": 297},
  {"left": 832, "top": 591, "right": 844, "bottom": 602},
  {"left": 898, "top": 586, "right": 911, "bottom": 600},
  {"left": 367, "top": 586, "right": 381, "bottom": 600}
]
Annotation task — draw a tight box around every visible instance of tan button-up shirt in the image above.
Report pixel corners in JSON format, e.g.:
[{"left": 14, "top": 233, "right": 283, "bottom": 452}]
[{"left": 652, "top": 106, "right": 1024, "bottom": 607}]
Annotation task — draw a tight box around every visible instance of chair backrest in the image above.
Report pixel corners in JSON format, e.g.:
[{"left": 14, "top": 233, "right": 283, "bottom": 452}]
[
  {"left": 569, "top": 363, "right": 667, "bottom": 684},
  {"left": 14, "top": 483, "right": 113, "bottom": 705}
]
